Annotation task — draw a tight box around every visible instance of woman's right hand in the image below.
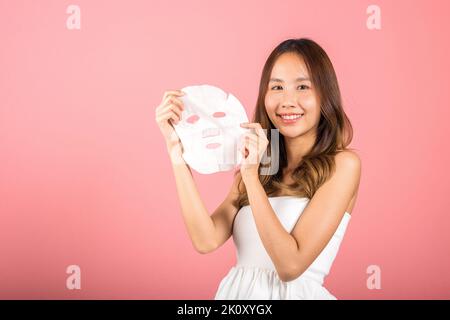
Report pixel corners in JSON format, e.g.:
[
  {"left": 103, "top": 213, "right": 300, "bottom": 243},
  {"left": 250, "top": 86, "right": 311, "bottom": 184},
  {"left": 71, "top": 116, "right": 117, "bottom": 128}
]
[{"left": 155, "top": 89, "right": 185, "bottom": 150}]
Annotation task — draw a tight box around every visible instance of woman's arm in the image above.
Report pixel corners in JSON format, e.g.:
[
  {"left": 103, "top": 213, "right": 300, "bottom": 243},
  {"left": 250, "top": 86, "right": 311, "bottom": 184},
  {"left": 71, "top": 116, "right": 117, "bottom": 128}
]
[
  {"left": 243, "top": 150, "right": 361, "bottom": 282},
  {"left": 167, "top": 141, "right": 241, "bottom": 254}
]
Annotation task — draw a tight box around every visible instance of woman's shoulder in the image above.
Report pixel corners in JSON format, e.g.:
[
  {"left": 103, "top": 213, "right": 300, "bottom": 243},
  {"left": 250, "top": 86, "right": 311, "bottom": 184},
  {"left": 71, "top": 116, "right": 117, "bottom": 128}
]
[
  {"left": 334, "top": 150, "right": 361, "bottom": 214},
  {"left": 335, "top": 149, "right": 361, "bottom": 170},
  {"left": 333, "top": 150, "right": 361, "bottom": 193}
]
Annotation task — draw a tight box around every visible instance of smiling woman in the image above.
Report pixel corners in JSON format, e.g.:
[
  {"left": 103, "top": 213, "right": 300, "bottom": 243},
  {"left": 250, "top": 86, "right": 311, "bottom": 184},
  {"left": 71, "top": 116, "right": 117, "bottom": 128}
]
[
  {"left": 237, "top": 38, "right": 356, "bottom": 205},
  {"left": 155, "top": 38, "right": 360, "bottom": 300},
  {"left": 214, "top": 38, "right": 360, "bottom": 299}
]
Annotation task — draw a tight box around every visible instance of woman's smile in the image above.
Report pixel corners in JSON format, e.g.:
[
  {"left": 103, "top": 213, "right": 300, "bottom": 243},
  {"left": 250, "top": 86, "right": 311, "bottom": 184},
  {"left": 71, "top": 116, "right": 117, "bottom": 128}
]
[{"left": 276, "top": 113, "right": 304, "bottom": 125}]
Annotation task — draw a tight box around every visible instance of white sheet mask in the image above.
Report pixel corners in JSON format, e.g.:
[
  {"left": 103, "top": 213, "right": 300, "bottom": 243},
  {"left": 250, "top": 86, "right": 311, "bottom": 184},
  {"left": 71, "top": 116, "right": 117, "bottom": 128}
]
[{"left": 173, "top": 84, "right": 250, "bottom": 174}]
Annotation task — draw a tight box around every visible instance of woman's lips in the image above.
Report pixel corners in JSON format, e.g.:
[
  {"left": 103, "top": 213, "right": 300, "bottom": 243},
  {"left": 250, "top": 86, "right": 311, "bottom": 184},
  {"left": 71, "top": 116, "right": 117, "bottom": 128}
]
[{"left": 277, "top": 114, "right": 303, "bottom": 125}]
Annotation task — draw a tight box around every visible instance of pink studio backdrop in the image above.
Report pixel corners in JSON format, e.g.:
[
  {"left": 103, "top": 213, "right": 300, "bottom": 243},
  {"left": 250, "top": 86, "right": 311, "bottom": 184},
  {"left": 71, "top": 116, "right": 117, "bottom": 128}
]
[{"left": 1, "top": 0, "right": 449, "bottom": 299}]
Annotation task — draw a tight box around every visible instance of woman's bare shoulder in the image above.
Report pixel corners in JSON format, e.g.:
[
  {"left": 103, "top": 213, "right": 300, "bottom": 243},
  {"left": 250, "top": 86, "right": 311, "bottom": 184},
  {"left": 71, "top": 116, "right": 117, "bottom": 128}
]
[
  {"left": 335, "top": 150, "right": 361, "bottom": 214},
  {"left": 335, "top": 149, "right": 361, "bottom": 169}
]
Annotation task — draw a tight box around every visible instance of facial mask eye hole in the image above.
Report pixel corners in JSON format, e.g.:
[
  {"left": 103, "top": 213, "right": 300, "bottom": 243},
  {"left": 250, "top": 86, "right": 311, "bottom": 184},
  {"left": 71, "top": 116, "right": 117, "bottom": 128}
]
[
  {"left": 186, "top": 114, "right": 200, "bottom": 124},
  {"left": 212, "top": 111, "right": 226, "bottom": 118}
]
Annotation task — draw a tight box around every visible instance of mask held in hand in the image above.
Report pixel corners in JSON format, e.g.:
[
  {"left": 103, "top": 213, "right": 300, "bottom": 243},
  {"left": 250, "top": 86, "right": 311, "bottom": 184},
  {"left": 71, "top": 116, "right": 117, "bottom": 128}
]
[{"left": 173, "top": 84, "right": 250, "bottom": 174}]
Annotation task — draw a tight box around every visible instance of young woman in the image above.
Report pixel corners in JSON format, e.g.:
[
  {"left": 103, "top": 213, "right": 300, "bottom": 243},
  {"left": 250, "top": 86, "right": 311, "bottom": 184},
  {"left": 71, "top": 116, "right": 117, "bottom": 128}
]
[{"left": 155, "top": 38, "right": 361, "bottom": 300}]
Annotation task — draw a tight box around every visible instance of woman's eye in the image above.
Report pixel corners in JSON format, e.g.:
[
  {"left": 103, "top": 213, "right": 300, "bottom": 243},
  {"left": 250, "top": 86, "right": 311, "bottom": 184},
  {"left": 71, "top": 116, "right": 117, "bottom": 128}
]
[{"left": 270, "top": 85, "right": 309, "bottom": 90}]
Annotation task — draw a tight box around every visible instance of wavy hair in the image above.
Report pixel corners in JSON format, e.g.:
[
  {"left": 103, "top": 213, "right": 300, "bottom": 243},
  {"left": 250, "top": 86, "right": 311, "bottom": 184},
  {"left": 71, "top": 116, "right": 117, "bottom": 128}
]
[{"left": 236, "top": 38, "right": 355, "bottom": 208}]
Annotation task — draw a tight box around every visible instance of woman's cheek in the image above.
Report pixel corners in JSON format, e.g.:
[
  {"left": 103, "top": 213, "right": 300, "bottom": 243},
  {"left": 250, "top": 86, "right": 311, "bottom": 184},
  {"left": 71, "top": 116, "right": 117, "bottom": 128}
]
[
  {"left": 264, "top": 94, "right": 278, "bottom": 114},
  {"left": 303, "top": 91, "right": 320, "bottom": 109}
]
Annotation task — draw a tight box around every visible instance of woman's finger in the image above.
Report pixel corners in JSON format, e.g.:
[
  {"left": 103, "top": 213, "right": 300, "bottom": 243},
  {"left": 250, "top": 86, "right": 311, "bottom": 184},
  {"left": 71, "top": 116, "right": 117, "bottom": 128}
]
[
  {"left": 169, "top": 111, "right": 181, "bottom": 125},
  {"left": 242, "top": 133, "right": 266, "bottom": 152},
  {"left": 163, "top": 96, "right": 185, "bottom": 111},
  {"left": 240, "top": 122, "right": 266, "bottom": 141},
  {"left": 243, "top": 138, "right": 258, "bottom": 152},
  {"left": 158, "top": 109, "right": 181, "bottom": 124},
  {"left": 162, "top": 90, "right": 185, "bottom": 103},
  {"left": 242, "top": 132, "right": 258, "bottom": 143},
  {"left": 159, "top": 107, "right": 181, "bottom": 124},
  {"left": 162, "top": 103, "right": 182, "bottom": 119}
]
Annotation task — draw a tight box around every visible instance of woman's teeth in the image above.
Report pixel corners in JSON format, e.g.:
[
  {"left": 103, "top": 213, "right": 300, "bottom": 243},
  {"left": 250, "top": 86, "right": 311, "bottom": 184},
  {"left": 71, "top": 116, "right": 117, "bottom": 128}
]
[
  {"left": 277, "top": 114, "right": 304, "bottom": 124},
  {"left": 280, "top": 114, "right": 303, "bottom": 120}
]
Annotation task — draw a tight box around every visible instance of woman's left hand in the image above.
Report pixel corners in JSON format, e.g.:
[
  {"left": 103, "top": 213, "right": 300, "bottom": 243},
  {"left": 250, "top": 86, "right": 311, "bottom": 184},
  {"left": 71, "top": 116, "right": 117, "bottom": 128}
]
[{"left": 239, "top": 122, "right": 269, "bottom": 181}]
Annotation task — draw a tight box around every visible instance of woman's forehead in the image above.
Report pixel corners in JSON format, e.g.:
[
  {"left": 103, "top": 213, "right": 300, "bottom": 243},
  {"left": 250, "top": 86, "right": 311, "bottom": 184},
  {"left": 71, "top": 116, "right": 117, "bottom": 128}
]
[{"left": 271, "top": 53, "right": 310, "bottom": 79}]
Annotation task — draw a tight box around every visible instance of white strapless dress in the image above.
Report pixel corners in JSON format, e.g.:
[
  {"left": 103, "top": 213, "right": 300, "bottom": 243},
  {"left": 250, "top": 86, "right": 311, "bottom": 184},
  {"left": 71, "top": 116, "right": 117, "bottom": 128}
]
[{"left": 214, "top": 196, "right": 351, "bottom": 300}]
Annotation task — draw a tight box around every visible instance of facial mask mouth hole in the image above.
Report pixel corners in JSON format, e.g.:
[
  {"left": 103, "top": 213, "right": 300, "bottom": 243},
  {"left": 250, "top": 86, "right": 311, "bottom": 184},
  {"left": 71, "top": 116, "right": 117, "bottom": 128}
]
[{"left": 206, "top": 143, "right": 222, "bottom": 149}]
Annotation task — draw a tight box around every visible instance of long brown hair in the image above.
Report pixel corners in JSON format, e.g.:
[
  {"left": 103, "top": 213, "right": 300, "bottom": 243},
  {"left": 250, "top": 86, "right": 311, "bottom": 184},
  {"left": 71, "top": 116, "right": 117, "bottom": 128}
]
[{"left": 236, "top": 38, "right": 355, "bottom": 207}]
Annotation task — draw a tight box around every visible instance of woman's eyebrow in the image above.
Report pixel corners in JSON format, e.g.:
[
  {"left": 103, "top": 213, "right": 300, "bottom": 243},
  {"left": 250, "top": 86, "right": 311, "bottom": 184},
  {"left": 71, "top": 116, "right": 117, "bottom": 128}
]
[{"left": 269, "top": 77, "right": 310, "bottom": 82}]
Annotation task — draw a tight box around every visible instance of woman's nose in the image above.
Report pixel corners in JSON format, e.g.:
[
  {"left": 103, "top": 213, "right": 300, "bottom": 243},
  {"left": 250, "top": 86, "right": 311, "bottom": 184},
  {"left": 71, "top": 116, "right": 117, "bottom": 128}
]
[
  {"left": 202, "top": 127, "right": 221, "bottom": 138},
  {"left": 280, "top": 92, "right": 298, "bottom": 108}
]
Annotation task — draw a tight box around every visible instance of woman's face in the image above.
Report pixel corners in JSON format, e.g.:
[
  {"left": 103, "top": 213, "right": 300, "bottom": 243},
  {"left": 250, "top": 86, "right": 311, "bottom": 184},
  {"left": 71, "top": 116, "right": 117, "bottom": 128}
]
[{"left": 265, "top": 52, "right": 321, "bottom": 139}]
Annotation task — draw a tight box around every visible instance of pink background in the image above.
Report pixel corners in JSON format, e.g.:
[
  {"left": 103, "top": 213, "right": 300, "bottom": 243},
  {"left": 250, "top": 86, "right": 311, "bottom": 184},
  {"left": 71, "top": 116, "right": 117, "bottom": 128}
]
[{"left": 1, "top": 0, "right": 449, "bottom": 299}]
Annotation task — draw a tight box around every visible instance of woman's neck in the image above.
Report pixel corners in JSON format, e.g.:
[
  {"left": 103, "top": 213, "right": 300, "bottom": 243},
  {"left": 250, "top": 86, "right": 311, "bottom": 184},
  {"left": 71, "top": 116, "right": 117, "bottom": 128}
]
[{"left": 283, "top": 130, "right": 317, "bottom": 169}]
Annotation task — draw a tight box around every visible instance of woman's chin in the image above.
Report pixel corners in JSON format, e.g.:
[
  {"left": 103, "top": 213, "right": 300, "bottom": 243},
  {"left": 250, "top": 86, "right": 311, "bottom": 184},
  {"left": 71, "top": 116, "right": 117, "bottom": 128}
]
[{"left": 278, "top": 128, "right": 304, "bottom": 139}]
